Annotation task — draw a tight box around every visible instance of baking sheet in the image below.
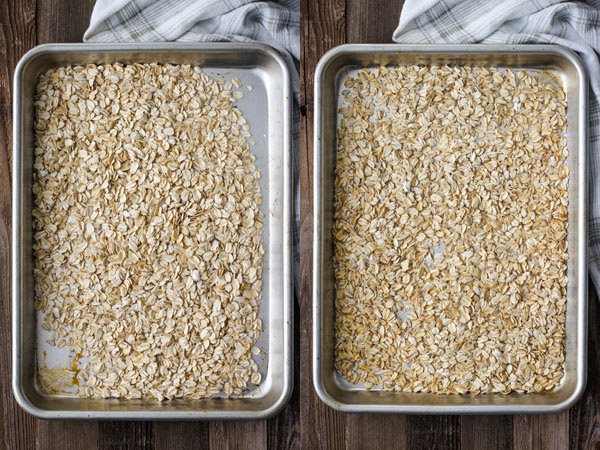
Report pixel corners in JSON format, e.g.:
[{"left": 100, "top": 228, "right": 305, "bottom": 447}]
[
  {"left": 313, "top": 44, "right": 588, "bottom": 414},
  {"left": 14, "top": 43, "right": 292, "bottom": 419}
]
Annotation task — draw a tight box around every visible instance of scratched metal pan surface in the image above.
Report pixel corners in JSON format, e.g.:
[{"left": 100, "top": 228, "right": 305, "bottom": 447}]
[
  {"left": 313, "top": 44, "right": 587, "bottom": 414},
  {"left": 13, "top": 43, "right": 293, "bottom": 419}
]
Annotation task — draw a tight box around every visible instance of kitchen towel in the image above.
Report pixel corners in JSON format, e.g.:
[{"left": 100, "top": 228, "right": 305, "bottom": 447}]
[
  {"left": 84, "top": 0, "right": 300, "bottom": 296},
  {"left": 394, "top": 0, "right": 600, "bottom": 292}
]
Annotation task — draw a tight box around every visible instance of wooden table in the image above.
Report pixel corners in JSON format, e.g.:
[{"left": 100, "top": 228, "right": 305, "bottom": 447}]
[{"left": 1, "top": 0, "right": 599, "bottom": 448}]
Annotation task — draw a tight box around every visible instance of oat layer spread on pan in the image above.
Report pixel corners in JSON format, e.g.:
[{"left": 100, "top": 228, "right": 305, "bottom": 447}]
[
  {"left": 334, "top": 66, "right": 568, "bottom": 394},
  {"left": 33, "top": 63, "right": 264, "bottom": 401}
]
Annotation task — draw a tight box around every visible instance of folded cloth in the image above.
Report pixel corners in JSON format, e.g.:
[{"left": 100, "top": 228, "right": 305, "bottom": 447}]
[
  {"left": 394, "top": 0, "right": 600, "bottom": 293},
  {"left": 84, "top": 0, "right": 300, "bottom": 297}
]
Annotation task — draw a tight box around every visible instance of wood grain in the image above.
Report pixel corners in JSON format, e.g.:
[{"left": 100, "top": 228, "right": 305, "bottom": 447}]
[
  {"left": 406, "top": 416, "right": 460, "bottom": 450},
  {"left": 98, "top": 421, "right": 153, "bottom": 450},
  {"left": 35, "top": 421, "right": 99, "bottom": 450},
  {"left": 300, "top": 1, "right": 347, "bottom": 449},
  {"left": 513, "top": 413, "right": 569, "bottom": 450},
  {"left": 153, "top": 422, "right": 209, "bottom": 450},
  {"left": 346, "top": 414, "right": 407, "bottom": 450},
  {"left": 345, "top": 0, "right": 403, "bottom": 44},
  {"left": 0, "top": 0, "right": 38, "bottom": 449},
  {"left": 35, "top": 0, "right": 96, "bottom": 44},
  {"left": 209, "top": 421, "right": 267, "bottom": 450},
  {"left": 461, "top": 416, "right": 513, "bottom": 450}
]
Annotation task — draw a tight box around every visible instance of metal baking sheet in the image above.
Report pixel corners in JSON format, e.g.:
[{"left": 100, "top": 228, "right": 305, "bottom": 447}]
[
  {"left": 313, "top": 44, "right": 588, "bottom": 414},
  {"left": 13, "top": 43, "right": 293, "bottom": 419}
]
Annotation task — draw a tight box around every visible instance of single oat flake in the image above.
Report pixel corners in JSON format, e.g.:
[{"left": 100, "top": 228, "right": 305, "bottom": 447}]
[{"left": 333, "top": 65, "right": 568, "bottom": 395}]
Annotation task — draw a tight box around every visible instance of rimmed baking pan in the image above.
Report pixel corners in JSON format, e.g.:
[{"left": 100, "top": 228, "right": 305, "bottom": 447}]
[
  {"left": 313, "top": 44, "right": 587, "bottom": 414},
  {"left": 13, "top": 43, "right": 293, "bottom": 419}
]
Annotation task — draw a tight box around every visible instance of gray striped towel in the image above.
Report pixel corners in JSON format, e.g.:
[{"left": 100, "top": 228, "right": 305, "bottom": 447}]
[
  {"left": 84, "top": 0, "right": 300, "bottom": 297},
  {"left": 395, "top": 0, "right": 600, "bottom": 293}
]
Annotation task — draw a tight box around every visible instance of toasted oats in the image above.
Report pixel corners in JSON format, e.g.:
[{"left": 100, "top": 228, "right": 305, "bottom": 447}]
[
  {"left": 33, "top": 63, "right": 264, "bottom": 401},
  {"left": 334, "top": 66, "right": 568, "bottom": 395}
]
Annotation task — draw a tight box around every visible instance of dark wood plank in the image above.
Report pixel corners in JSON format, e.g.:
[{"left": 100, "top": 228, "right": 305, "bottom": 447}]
[
  {"left": 346, "top": 414, "right": 407, "bottom": 450},
  {"left": 0, "top": 217, "right": 35, "bottom": 450},
  {"left": 268, "top": 400, "right": 300, "bottom": 450},
  {"left": 153, "top": 422, "right": 210, "bottom": 450},
  {"left": 300, "top": 0, "right": 347, "bottom": 449},
  {"left": 0, "top": 0, "right": 38, "bottom": 449},
  {"left": 461, "top": 416, "right": 513, "bottom": 450},
  {"left": 406, "top": 416, "right": 460, "bottom": 450},
  {"left": 513, "top": 413, "right": 569, "bottom": 450},
  {"left": 35, "top": 421, "right": 99, "bottom": 450},
  {"left": 569, "top": 281, "right": 600, "bottom": 449},
  {"left": 35, "top": 0, "right": 96, "bottom": 44},
  {"left": 98, "top": 421, "right": 153, "bottom": 450},
  {"left": 345, "top": 0, "right": 403, "bottom": 44},
  {"left": 209, "top": 421, "right": 267, "bottom": 450}
]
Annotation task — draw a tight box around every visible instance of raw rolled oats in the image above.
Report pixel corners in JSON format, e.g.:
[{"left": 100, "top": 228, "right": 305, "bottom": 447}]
[{"left": 33, "top": 63, "right": 264, "bottom": 400}]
